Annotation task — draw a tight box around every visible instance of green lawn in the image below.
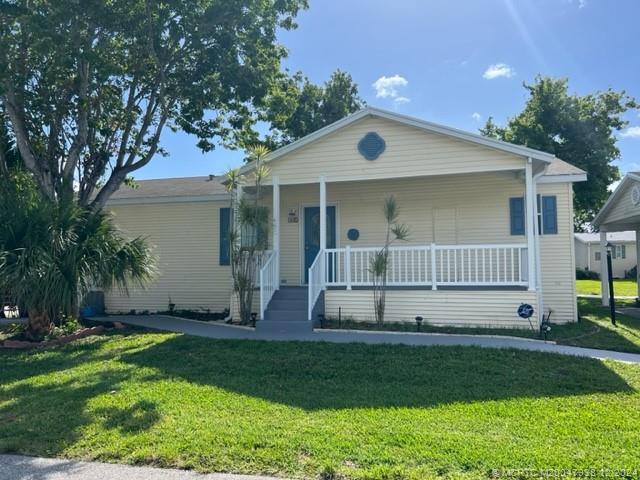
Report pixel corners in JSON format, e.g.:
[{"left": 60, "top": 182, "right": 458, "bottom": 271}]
[
  {"left": 576, "top": 278, "right": 638, "bottom": 297},
  {"left": 2, "top": 332, "right": 640, "bottom": 479}
]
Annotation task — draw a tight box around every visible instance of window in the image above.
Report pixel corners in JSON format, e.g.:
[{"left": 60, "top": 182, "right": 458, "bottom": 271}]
[
  {"left": 509, "top": 195, "right": 558, "bottom": 236},
  {"left": 509, "top": 198, "right": 525, "bottom": 235},
  {"left": 612, "top": 245, "right": 626, "bottom": 259},
  {"left": 596, "top": 246, "right": 626, "bottom": 260}
]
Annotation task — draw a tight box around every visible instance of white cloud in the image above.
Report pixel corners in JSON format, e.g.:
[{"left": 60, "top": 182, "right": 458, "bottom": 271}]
[
  {"left": 471, "top": 112, "right": 482, "bottom": 121},
  {"left": 483, "top": 63, "right": 516, "bottom": 80},
  {"left": 567, "top": 0, "right": 586, "bottom": 8},
  {"left": 620, "top": 126, "right": 640, "bottom": 138},
  {"left": 372, "top": 75, "right": 409, "bottom": 101},
  {"left": 608, "top": 179, "right": 621, "bottom": 192}
]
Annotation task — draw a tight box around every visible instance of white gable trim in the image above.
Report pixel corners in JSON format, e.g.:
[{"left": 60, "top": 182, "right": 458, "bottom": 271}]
[
  {"left": 537, "top": 173, "right": 587, "bottom": 184},
  {"left": 593, "top": 173, "right": 640, "bottom": 228},
  {"left": 241, "top": 107, "right": 556, "bottom": 174}
]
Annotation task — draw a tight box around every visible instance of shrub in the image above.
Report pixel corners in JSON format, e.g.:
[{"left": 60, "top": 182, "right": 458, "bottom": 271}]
[
  {"left": 576, "top": 269, "right": 599, "bottom": 280},
  {"left": 625, "top": 266, "right": 637, "bottom": 280}
]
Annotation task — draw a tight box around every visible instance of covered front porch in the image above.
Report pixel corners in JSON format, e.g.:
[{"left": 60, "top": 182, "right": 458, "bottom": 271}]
[{"left": 252, "top": 166, "right": 544, "bottom": 329}]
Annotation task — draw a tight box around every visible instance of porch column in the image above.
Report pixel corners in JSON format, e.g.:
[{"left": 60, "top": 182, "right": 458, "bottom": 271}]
[
  {"left": 272, "top": 176, "right": 280, "bottom": 289},
  {"left": 600, "top": 230, "right": 609, "bottom": 306},
  {"left": 636, "top": 229, "right": 640, "bottom": 300},
  {"left": 319, "top": 176, "right": 327, "bottom": 289},
  {"left": 525, "top": 159, "right": 537, "bottom": 291},
  {"left": 319, "top": 176, "right": 327, "bottom": 251}
]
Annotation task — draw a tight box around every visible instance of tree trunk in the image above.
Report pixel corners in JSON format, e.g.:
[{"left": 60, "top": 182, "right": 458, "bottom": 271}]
[{"left": 26, "top": 308, "right": 52, "bottom": 341}]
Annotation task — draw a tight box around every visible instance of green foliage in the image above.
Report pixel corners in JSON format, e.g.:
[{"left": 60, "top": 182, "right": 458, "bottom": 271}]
[
  {"left": 0, "top": 0, "right": 307, "bottom": 208},
  {"left": 480, "top": 76, "right": 637, "bottom": 231},
  {"left": 226, "top": 145, "right": 271, "bottom": 324},
  {"left": 48, "top": 317, "right": 82, "bottom": 340},
  {"left": 0, "top": 171, "right": 156, "bottom": 337},
  {"left": 263, "top": 70, "right": 365, "bottom": 148},
  {"left": 576, "top": 268, "right": 600, "bottom": 280},
  {"left": 370, "top": 195, "right": 409, "bottom": 325}
]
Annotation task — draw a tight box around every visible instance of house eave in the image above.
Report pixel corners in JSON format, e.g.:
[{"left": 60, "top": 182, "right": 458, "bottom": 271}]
[
  {"left": 537, "top": 174, "right": 588, "bottom": 184},
  {"left": 106, "top": 194, "right": 230, "bottom": 206}
]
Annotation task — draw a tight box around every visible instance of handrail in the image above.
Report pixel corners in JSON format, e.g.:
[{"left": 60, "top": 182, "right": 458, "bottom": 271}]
[
  {"left": 307, "top": 249, "right": 324, "bottom": 321},
  {"left": 259, "top": 250, "right": 278, "bottom": 320},
  {"left": 323, "top": 243, "right": 529, "bottom": 289}
]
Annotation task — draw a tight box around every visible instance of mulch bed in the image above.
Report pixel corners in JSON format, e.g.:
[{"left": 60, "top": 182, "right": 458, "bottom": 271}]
[{"left": 1, "top": 325, "right": 113, "bottom": 349}]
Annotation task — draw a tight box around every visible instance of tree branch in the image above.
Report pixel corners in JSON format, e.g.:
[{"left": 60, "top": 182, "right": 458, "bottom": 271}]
[
  {"left": 90, "top": 107, "right": 170, "bottom": 211},
  {"left": 2, "top": 81, "right": 55, "bottom": 200},
  {"left": 63, "top": 57, "right": 90, "bottom": 184}
]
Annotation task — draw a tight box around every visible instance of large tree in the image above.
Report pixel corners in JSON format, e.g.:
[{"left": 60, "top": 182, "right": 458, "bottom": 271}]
[
  {"left": 480, "top": 76, "right": 637, "bottom": 231},
  {"left": 262, "top": 69, "right": 365, "bottom": 148},
  {"left": 0, "top": 0, "right": 307, "bottom": 210}
]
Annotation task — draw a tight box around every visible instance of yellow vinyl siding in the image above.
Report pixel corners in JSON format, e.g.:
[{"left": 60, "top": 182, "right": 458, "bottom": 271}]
[
  {"left": 104, "top": 201, "right": 232, "bottom": 313},
  {"left": 276, "top": 171, "right": 528, "bottom": 287},
  {"left": 538, "top": 183, "right": 577, "bottom": 323},
  {"left": 267, "top": 116, "right": 525, "bottom": 185},
  {"left": 273, "top": 174, "right": 576, "bottom": 324},
  {"left": 325, "top": 290, "right": 538, "bottom": 329}
]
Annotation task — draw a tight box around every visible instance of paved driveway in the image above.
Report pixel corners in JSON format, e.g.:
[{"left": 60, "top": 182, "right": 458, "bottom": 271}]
[{"left": 95, "top": 314, "right": 640, "bottom": 364}]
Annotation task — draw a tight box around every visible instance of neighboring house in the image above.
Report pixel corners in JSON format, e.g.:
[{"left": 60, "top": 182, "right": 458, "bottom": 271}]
[
  {"left": 105, "top": 107, "right": 586, "bottom": 329},
  {"left": 593, "top": 172, "right": 640, "bottom": 304},
  {"left": 574, "top": 232, "right": 637, "bottom": 278}
]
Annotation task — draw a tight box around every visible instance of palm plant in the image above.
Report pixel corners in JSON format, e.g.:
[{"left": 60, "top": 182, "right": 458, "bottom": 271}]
[
  {"left": 0, "top": 172, "right": 156, "bottom": 340},
  {"left": 369, "top": 195, "right": 409, "bottom": 325},
  {"left": 225, "top": 145, "right": 271, "bottom": 324}
]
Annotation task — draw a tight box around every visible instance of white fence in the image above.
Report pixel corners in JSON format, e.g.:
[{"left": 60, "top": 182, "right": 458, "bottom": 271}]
[{"left": 323, "top": 243, "right": 528, "bottom": 289}]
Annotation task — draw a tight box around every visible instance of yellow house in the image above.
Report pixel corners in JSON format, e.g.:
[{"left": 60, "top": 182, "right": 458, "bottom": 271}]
[{"left": 105, "top": 107, "right": 586, "bottom": 331}]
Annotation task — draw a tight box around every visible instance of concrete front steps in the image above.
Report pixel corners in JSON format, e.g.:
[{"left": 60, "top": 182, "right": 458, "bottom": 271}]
[{"left": 256, "top": 287, "right": 313, "bottom": 333}]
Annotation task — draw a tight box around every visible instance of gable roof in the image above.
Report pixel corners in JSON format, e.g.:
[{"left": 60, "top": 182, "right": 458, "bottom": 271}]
[
  {"left": 241, "top": 107, "right": 561, "bottom": 175},
  {"left": 593, "top": 172, "right": 640, "bottom": 228},
  {"left": 107, "top": 175, "right": 229, "bottom": 204}
]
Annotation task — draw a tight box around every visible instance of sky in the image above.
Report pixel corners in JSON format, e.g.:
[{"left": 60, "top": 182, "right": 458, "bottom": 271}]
[{"left": 138, "top": 0, "right": 640, "bottom": 183}]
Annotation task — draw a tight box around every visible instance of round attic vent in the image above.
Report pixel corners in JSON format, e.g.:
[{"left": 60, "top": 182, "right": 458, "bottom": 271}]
[
  {"left": 357, "top": 132, "right": 386, "bottom": 160},
  {"left": 632, "top": 185, "right": 640, "bottom": 206}
]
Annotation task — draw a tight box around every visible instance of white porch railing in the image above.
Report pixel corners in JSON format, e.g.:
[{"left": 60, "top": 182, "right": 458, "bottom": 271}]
[
  {"left": 259, "top": 250, "right": 279, "bottom": 319},
  {"left": 323, "top": 243, "right": 528, "bottom": 289},
  {"left": 308, "top": 250, "right": 325, "bottom": 320}
]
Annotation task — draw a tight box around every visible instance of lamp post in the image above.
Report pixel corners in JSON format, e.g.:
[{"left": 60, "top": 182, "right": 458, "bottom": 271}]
[{"left": 606, "top": 242, "right": 616, "bottom": 326}]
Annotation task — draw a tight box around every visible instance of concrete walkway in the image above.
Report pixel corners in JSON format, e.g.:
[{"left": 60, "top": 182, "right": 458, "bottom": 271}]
[
  {"left": 95, "top": 314, "right": 640, "bottom": 364},
  {"left": 0, "top": 454, "right": 280, "bottom": 480}
]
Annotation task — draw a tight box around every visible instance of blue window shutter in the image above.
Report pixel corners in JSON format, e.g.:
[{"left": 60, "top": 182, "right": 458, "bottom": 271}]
[
  {"left": 622, "top": 245, "right": 626, "bottom": 259},
  {"left": 219, "top": 208, "right": 231, "bottom": 265},
  {"left": 510, "top": 197, "right": 525, "bottom": 235},
  {"left": 542, "top": 196, "right": 558, "bottom": 234}
]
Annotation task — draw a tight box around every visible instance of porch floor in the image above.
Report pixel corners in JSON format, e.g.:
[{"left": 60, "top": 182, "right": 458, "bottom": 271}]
[{"left": 93, "top": 314, "right": 640, "bottom": 364}]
